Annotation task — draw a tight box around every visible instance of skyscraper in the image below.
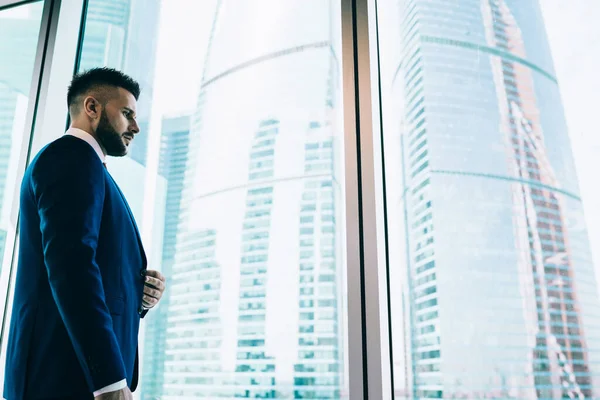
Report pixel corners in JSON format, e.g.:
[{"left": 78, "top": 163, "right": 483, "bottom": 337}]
[
  {"left": 140, "top": 114, "right": 192, "bottom": 399},
  {"left": 394, "top": 0, "right": 600, "bottom": 398},
  {"left": 164, "top": 228, "right": 224, "bottom": 397},
  {"left": 159, "top": 0, "right": 345, "bottom": 397},
  {"left": 234, "top": 120, "right": 280, "bottom": 399},
  {"left": 293, "top": 126, "right": 342, "bottom": 399}
]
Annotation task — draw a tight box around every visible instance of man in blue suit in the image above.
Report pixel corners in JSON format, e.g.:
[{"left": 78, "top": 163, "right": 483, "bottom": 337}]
[{"left": 4, "top": 68, "right": 166, "bottom": 400}]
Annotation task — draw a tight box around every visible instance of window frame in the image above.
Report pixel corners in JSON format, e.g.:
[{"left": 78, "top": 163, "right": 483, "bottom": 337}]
[{"left": 0, "top": 0, "right": 38, "bottom": 10}]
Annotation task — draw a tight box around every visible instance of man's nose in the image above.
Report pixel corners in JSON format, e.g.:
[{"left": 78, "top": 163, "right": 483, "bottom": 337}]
[{"left": 130, "top": 120, "right": 140, "bottom": 134}]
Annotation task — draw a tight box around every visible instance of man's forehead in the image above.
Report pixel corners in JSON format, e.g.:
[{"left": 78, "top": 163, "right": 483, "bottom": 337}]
[
  {"left": 88, "top": 85, "right": 135, "bottom": 108},
  {"left": 113, "top": 87, "right": 137, "bottom": 111}
]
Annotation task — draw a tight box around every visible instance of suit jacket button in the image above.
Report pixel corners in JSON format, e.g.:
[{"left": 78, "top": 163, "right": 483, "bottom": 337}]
[
  {"left": 138, "top": 306, "right": 144, "bottom": 315},
  {"left": 140, "top": 268, "right": 147, "bottom": 277}
]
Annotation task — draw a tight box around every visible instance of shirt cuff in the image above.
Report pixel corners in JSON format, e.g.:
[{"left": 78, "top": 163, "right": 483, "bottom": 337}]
[{"left": 93, "top": 379, "right": 127, "bottom": 397}]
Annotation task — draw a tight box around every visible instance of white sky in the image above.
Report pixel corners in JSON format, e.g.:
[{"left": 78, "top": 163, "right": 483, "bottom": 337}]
[
  {"left": 541, "top": 1, "right": 600, "bottom": 267},
  {"left": 153, "top": 0, "right": 217, "bottom": 116}
]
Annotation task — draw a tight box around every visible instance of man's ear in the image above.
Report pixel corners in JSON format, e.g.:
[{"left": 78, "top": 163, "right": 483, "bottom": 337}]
[{"left": 83, "top": 96, "right": 101, "bottom": 120}]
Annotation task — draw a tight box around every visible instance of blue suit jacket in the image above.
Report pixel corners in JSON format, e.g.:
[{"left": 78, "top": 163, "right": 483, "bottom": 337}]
[{"left": 4, "top": 135, "right": 148, "bottom": 399}]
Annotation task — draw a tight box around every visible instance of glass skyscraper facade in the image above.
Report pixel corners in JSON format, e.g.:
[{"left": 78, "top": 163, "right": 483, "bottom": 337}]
[
  {"left": 393, "top": 0, "right": 600, "bottom": 398},
  {"left": 141, "top": 114, "right": 192, "bottom": 399},
  {"left": 157, "top": 0, "right": 346, "bottom": 397}
]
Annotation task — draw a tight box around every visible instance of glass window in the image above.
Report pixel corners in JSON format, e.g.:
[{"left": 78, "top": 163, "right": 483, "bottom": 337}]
[
  {"left": 76, "top": 0, "right": 348, "bottom": 398},
  {"left": 0, "top": 1, "right": 44, "bottom": 273},
  {"left": 377, "top": 0, "right": 600, "bottom": 399},
  {"left": 0, "top": 0, "right": 45, "bottom": 386}
]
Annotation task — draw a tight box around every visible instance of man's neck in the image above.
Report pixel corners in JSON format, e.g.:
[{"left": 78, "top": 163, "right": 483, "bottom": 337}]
[{"left": 68, "top": 125, "right": 107, "bottom": 156}]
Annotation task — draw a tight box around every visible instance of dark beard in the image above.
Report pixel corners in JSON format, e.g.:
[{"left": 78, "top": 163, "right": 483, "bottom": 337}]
[{"left": 96, "top": 111, "right": 128, "bottom": 157}]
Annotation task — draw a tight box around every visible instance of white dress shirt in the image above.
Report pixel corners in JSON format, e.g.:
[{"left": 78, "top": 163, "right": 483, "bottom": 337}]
[
  {"left": 67, "top": 127, "right": 105, "bottom": 164},
  {"left": 66, "top": 128, "right": 127, "bottom": 396}
]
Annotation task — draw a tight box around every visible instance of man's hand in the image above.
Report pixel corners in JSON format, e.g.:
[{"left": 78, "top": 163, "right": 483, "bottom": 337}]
[
  {"left": 143, "top": 269, "right": 166, "bottom": 309},
  {"left": 95, "top": 387, "right": 133, "bottom": 400}
]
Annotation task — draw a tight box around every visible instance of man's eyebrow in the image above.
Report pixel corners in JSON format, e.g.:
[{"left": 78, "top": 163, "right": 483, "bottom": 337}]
[{"left": 123, "top": 107, "right": 136, "bottom": 117}]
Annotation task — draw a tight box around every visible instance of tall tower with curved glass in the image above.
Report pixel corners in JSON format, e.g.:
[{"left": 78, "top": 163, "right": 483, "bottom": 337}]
[
  {"left": 394, "top": 0, "right": 600, "bottom": 398},
  {"left": 161, "top": 0, "right": 345, "bottom": 398}
]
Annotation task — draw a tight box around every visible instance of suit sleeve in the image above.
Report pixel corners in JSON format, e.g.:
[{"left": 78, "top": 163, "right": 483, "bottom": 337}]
[{"left": 31, "top": 144, "right": 127, "bottom": 392}]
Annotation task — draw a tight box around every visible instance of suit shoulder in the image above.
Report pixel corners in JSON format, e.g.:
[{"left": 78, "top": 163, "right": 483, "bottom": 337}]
[
  {"left": 27, "top": 136, "right": 104, "bottom": 196},
  {"left": 30, "top": 135, "right": 101, "bottom": 171}
]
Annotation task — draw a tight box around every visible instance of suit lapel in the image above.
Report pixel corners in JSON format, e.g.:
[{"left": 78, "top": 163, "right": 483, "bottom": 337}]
[{"left": 107, "top": 173, "right": 147, "bottom": 266}]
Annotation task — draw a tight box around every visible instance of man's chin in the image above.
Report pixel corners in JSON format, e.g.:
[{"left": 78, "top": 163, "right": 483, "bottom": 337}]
[{"left": 107, "top": 147, "right": 128, "bottom": 157}]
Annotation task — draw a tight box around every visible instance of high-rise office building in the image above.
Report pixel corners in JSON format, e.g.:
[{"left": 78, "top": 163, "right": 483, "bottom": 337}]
[
  {"left": 293, "top": 127, "right": 342, "bottom": 400},
  {"left": 159, "top": 0, "right": 345, "bottom": 397},
  {"left": 234, "top": 119, "right": 280, "bottom": 398},
  {"left": 164, "top": 228, "right": 224, "bottom": 397},
  {"left": 78, "top": 0, "right": 130, "bottom": 70},
  {"left": 140, "top": 114, "right": 192, "bottom": 399},
  {"left": 394, "top": 0, "right": 600, "bottom": 398}
]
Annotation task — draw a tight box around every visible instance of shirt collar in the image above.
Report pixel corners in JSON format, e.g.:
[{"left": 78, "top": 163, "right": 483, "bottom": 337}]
[{"left": 66, "top": 127, "right": 106, "bottom": 163}]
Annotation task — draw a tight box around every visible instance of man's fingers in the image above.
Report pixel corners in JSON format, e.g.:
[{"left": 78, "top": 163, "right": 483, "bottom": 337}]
[
  {"left": 145, "top": 269, "right": 166, "bottom": 283},
  {"left": 142, "top": 270, "right": 166, "bottom": 311},
  {"left": 143, "top": 295, "right": 158, "bottom": 308},
  {"left": 143, "top": 286, "right": 162, "bottom": 300},
  {"left": 144, "top": 275, "right": 165, "bottom": 291}
]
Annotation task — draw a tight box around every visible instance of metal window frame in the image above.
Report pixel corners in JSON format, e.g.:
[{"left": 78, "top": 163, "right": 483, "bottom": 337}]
[
  {"left": 341, "top": 0, "right": 393, "bottom": 399},
  {"left": 0, "top": 0, "right": 37, "bottom": 11},
  {"left": 0, "top": 0, "right": 394, "bottom": 398}
]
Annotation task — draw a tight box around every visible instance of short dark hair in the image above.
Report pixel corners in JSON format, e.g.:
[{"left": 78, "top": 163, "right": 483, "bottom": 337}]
[{"left": 67, "top": 67, "right": 140, "bottom": 114}]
